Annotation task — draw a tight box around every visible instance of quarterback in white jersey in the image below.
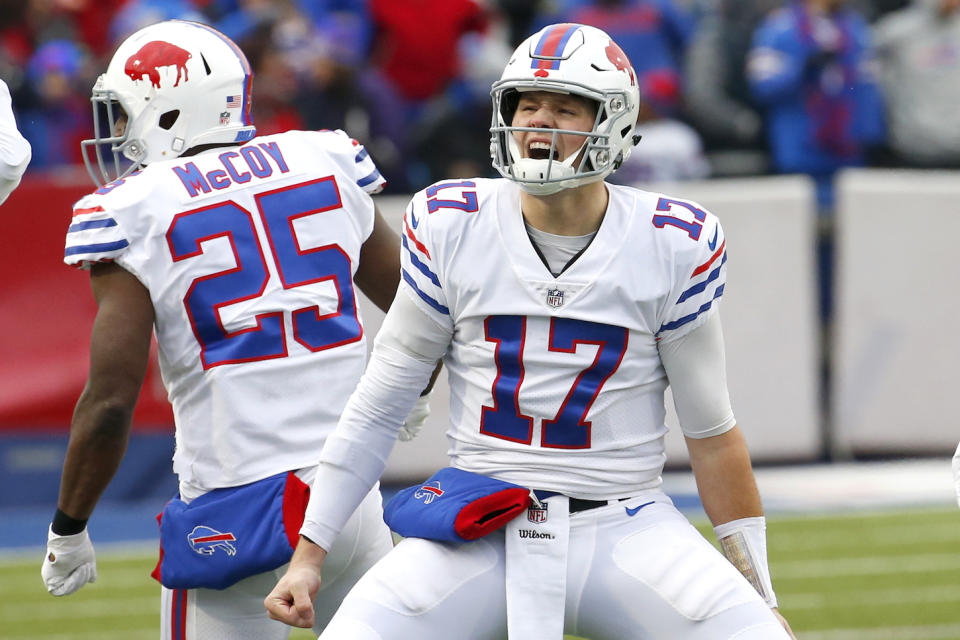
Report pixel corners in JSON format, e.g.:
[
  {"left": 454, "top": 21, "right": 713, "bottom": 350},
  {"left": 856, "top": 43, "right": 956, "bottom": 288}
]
[
  {"left": 41, "top": 21, "right": 404, "bottom": 640},
  {"left": 268, "top": 23, "right": 796, "bottom": 640}
]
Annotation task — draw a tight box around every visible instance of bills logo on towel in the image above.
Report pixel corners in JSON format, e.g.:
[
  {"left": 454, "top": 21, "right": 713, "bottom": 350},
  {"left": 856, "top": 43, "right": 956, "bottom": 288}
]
[
  {"left": 187, "top": 525, "right": 237, "bottom": 556},
  {"left": 384, "top": 467, "right": 531, "bottom": 542},
  {"left": 415, "top": 481, "right": 445, "bottom": 504}
]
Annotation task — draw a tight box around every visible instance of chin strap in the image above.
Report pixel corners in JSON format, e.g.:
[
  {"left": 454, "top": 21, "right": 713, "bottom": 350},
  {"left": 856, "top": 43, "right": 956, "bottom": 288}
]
[{"left": 507, "top": 133, "right": 599, "bottom": 195}]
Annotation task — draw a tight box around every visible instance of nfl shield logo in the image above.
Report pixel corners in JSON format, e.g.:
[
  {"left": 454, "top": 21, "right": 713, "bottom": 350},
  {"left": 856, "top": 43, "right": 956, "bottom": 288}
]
[
  {"left": 528, "top": 502, "right": 548, "bottom": 524},
  {"left": 219, "top": 111, "right": 230, "bottom": 125},
  {"left": 546, "top": 288, "right": 564, "bottom": 308}
]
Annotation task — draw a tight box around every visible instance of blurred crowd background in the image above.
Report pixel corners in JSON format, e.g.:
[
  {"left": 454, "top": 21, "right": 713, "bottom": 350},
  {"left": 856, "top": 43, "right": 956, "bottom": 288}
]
[
  {"left": 5, "top": 0, "right": 960, "bottom": 196},
  {"left": 4, "top": 0, "right": 960, "bottom": 354}
]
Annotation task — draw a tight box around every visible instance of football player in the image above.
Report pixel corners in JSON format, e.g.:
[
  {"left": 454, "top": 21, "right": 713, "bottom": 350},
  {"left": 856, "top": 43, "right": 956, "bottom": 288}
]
[
  {"left": 40, "top": 19, "right": 423, "bottom": 640},
  {"left": 266, "top": 23, "right": 796, "bottom": 640},
  {"left": 0, "top": 78, "right": 31, "bottom": 205}
]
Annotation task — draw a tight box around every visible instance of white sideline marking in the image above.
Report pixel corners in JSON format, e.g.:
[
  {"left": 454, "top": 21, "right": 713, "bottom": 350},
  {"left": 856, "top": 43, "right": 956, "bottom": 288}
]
[
  {"left": 785, "top": 584, "right": 960, "bottom": 609},
  {"left": 774, "top": 522, "right": 960, "bottom": 550},
  {"left": 800, "top": 623, "right": 960, "bottom": 639},
  {"left": 0, "top": 567, "right": 157, "bottom": 595},
  {"left": 0, "top": 596, "right": 156, "bottom": 621},
  {"left": 774, "top": 552, "right": 960, "bottom": 578}
]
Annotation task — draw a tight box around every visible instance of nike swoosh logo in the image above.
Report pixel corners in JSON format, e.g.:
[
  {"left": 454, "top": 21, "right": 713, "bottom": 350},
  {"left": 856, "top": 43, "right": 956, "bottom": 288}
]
[
  {"left": 708, "top": 226, "right": 718, "bottom": 251},
  {"left": 409, "top": 210, "right": 420, "bottom": 229},
  {"left": 625, "top": 501, "right": 655, "bottom": 517}
]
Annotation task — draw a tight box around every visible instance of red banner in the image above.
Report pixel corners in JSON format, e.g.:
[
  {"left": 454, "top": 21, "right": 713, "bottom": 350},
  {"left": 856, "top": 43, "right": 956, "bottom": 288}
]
[{"left": 1, "top": 170, "right": 173, "bottom": 430}]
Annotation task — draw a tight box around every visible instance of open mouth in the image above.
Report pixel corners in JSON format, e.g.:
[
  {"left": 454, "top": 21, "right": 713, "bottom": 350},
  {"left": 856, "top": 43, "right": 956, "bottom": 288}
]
[{"left": 528, "top": 141, "right": 559, "bottom": 161}]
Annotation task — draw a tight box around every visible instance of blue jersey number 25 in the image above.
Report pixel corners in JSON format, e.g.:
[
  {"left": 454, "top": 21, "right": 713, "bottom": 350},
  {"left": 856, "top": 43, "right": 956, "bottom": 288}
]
[{"left": 166, "top": 177, "right": 360, "bottom": 369}]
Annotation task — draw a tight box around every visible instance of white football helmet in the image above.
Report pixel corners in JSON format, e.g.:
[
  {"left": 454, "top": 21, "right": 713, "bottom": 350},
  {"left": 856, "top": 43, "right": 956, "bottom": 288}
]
[
  {"left": 490, "top": 23, "right": 642, "bottom": 195},
  {"left": 81, "top": 20, "right": 256, "bottom": 186}
]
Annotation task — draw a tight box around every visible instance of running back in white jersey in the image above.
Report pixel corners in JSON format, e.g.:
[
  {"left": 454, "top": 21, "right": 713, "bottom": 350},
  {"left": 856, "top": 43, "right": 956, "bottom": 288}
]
[
  {"left": 64, "top": 129, "right": 385, "bottom": 490},
  {"left": 400, "top": 178, "right": 728, "bottom": 499}
]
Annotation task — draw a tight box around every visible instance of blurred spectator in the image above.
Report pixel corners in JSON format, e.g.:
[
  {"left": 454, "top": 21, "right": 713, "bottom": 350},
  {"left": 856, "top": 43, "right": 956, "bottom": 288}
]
[
  {"left": 251, "top": 42, "right": 306, "bottom": 135},
  {"left": 22, "top": 0, "right": 129, "bottom": 57},
  {"left": 368, "top": 0, "right": 489, "bottom": 105},
  {"left": 0, "top": 78, "right": 31, "bottom": 206},
  {"left": 256, "top": 2, "right": 408, "bottom": 189},
  {"left": 683, "top": 0, "right": 781, "bottom": 176},
  {"left": 367, "top": 0, "right": 490, "bottom": 188},
  {"left": 0, "top": 4, "right": 32, "bottom": 100},
  {"left": 612, "top": 92, "right": 711, "bottom": 185},
  {"left": 18, "top": 40, "right": 91, "bottom": 169},
  {"left": 556, "top": 0, "right": 697, "bottom": 117},
  {"left": 108, "top": 0, "right": 205, "bottom": 45},
  {"left": 872, "top": 0, "right": 960, "bottom": 168},
  {"left": 292, "top": 0, "right": 373, "bottom": 53},
  {"left": 20, "top": 0, "right": 85, "bottom": 47},
  {"left": 746, "top": 0, "right": 885, "bottom": 213},
  {"left": 869, "top": 0, "right": 913, "bottom": 18},
  {"left": 747, "top": 0, "right": 886, "bottom": 375},
  {"left": 495, "top": 0, "right": 550, "bottom": 46},
  {"left": 406, "top": 21, "right": 513, "bottom": 185}
]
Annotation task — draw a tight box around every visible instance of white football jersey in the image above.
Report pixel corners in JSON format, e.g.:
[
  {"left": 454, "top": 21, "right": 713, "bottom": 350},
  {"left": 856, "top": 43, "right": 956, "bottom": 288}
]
[
  {"left": 64, "top": 129, "right": 386, "bottom": 490},
  {"left": 400, "top": 179, "right": 728, "bottom": 498}
]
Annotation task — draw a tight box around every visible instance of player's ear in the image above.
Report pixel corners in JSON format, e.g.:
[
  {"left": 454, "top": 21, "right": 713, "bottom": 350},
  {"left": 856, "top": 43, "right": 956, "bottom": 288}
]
[{"left": 113, "top": 108, "right": 128, "bottom": 137}]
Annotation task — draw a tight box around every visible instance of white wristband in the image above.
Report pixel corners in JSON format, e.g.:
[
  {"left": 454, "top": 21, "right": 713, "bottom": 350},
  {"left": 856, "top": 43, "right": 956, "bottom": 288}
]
[{"left": 713, "top": 516, "right": 778, "bottom": 608}]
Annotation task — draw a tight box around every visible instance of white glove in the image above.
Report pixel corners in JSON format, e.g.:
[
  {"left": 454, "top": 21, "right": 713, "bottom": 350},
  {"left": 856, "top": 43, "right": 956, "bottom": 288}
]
[
  {"left": 41, "top": 526, "right": 97, "bottom": 596},
  {"left": 398, "top": 393, "right": 431, "bottom": 442}
]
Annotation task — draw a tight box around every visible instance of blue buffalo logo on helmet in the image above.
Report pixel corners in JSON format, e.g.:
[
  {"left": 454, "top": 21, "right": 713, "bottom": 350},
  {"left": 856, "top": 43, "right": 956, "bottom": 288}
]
[
  {"left": 187, "top": 525, "right": 237, "bottom": 556},
  {"left": 414, "top": 481, "right": 445, "bottom": 505}
]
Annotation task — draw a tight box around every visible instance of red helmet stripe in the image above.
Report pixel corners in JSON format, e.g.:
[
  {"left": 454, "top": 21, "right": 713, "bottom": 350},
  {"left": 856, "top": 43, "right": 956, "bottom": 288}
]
[{"left": 532, "top": 23, "right": 580, "bottom": 70}]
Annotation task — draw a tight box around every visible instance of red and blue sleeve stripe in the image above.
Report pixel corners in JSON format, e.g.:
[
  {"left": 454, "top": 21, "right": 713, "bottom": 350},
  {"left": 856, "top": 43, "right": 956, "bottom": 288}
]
[
  {"left": 659, "top": 284, "right": 725, "bottom": 333},
  {"left": 400, "top": 211, "right": 448, "bottom": 315},
  {"left": 402, "top": 269, "right": 449, "bottom": 315},
  {"left": 658, "top": 245, "right": 728, "bottom": 334}
]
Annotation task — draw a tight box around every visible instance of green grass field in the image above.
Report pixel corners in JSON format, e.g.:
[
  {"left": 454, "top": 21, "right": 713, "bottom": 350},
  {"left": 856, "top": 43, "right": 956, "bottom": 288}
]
[{"left": 3, "top": 506, "right": 959, "bottom": 639}]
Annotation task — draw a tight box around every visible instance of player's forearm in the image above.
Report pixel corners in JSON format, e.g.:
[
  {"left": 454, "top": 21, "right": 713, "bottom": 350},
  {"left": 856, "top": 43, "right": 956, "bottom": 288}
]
[
  {"left": 687, "top": 426, "right": 780, "bottom": 608},
  {"left": 291, "top": 534, "right": 328, "bottom": 567},
  {"left": 686, "top": 426, "right": 764, "bottom": 526},
  {"left": 57, "top": 394, "right": 134, "bottom": 520}
]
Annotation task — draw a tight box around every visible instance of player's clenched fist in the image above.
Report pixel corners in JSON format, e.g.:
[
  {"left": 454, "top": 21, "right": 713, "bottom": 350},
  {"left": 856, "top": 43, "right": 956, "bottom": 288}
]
[
  {"left": 265, "top": 564, "right": 322, "bottom": 628},
  {"left": 41, "top": 527, "right": 97, "bottom": 596}
]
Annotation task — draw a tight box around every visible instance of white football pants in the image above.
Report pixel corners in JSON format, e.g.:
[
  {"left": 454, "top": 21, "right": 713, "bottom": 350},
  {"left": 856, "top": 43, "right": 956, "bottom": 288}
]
[
  {"left": 319, "top": 495, "right": 790, "bottom": 640},
  {"left": 159, "top": 485, "right": 394, "bottom": 640}
]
